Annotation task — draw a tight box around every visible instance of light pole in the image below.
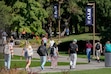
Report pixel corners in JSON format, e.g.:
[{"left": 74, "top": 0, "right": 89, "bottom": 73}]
[
  {"left": 87, "top": 2, "right": 96, "bottom": 58},
  {"left": 58, "top": 0, "right": 63, "bottom": 41}
]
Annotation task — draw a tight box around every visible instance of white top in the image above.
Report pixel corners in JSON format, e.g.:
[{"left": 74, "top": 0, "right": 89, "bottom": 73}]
[
  {"left": 49, "top": 40, "right": 55, "bottom": 47},
  {"left": 27, "top": 45, "right": 33, "bottom": 56}
]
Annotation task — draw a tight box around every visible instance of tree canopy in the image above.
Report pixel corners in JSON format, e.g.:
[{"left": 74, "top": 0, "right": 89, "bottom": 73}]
[{"left": 0, "top": 0, "right": 111, "bottom": 39}]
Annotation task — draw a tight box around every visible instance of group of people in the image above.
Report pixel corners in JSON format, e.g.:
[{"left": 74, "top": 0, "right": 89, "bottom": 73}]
[
  {"left": 21, "top": 35, "right": 59, "bottom": 71},
  {"left": 3, "top": 32, "right": 111, "bottom": 71}
]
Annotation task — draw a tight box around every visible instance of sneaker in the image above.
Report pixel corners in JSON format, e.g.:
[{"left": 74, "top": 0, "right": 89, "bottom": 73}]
[
  {"left": 97, "top": 60, "right": 100, "bottom": 63},
  {"left": 41, "top": 66, "right": 44, "bottom": 70},
  {"left": 88, "top": 60, "right": 90, "bottom": 63}
]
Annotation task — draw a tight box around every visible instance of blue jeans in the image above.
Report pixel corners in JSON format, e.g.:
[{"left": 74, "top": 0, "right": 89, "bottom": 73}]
[
  {"left": 40, "top": 56, "right": 47, "bottom": 70},
  {"left": 4, "top": 54, "right": 11, "bottom": 69},
  {"left": 86, "top": 48, "right": 91, "bottom": 61}
]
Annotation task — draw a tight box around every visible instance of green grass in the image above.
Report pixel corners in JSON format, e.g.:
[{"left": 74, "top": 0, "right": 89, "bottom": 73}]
[
  {"left": 0, "top": 60, "right": 87, "bottom": 68},
  {"left": 58, "top": 33, "right": 101, "bottom": 42},
  {"left": 44, "top": 68, "right": 111, "bottom": 74},
  {"left": 0, "top": 53, "right": 87, "bottom": 68}
]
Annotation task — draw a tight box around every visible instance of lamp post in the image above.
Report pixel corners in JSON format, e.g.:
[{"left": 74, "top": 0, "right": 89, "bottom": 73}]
[
  {"left": 58, "top": 0, "right": 63, "bottom": 41},
  {"left": 87, "top": 2, "right": 96, "bottom": 58}
]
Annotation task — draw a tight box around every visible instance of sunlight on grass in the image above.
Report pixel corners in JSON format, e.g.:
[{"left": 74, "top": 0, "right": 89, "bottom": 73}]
[{"left": 59, "top": 33, "right": 101, "bottom": 42}]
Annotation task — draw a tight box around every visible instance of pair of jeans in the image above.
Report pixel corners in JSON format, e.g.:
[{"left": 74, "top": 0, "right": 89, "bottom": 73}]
[
  {"left": 86, "top": 48, "right": 91, "bottom": 61},
  {"left": 70, "top": 53, "right": 77, "bottom": 68},
  {"left": 40, "top": 56, "right": 47, "bottom": 70},
  {"left": 4, "top": 54, "right": 11, "bottom": 69}
]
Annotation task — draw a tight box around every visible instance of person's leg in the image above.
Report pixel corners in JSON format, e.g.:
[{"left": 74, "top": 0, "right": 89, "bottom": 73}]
[
  {"left": 41, "top": 56, "right": 46, "bottom": 70},
  {"left": 96, "top": 50, "right": 100, "bottom": 63},
  {"left": 72, "top": 53, "right": 77, "bottom": 68},
  {"left": 51, "top": 56, "right": 54, "bottom": 68},
  {"left": 4, "top": 54, "right": 8, "bottom": 68},
  {"left": 86, "top": 48, "right": 91, "bottom": 62},
  {"left": 7, "top": 54, "right": 11, "bottom": 70},
  {"left": 70, "top": 54, "right": 73, "bottom": 69},
  {"left": 55, "top": 56, "right": 58, "bottom": 67},
  {"left": 26, "top": 56, "right": 32, "bottom": 69}
]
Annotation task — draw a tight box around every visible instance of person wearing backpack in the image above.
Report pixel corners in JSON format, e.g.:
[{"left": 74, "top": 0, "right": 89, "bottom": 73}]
[
  {"left": 50, "top": 43, "right": 59, "bottom": 69},
  {"left": 95, "top": 41, "right": 102, "bottom": 63},
  {"left": 37, "top": 40, "right": 48, "bottom": 70},
  {"left": 68, "top": 39, "right": 78, "bottom": 69},
  {"left": 4, "top": 38, "right": 13, "bottom": 70}
]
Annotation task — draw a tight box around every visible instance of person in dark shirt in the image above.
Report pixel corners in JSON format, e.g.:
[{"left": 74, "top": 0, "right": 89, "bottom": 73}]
[
  {"left": 37, "top": 40, "right": 48, "bottom": 70},
  {"left": 68, "top": 39, "right": 78, "bottom": 69}
]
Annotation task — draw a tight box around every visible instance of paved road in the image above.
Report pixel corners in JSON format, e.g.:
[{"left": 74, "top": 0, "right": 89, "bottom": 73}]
[
  {"left": 12, "top": 48, "right": 105, "bottom": 73},
  {"left": 0, "top": 39, "right": 106, "bottom": 73}
]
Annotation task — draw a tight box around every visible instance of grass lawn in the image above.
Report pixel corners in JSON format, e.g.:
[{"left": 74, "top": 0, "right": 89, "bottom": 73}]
[
  {"left": 0, "top": 53, "right": 87, "bottom": 68},
  {"left": 0, "top": 60, "right": 87, "bottom": 68},
  {"left": 58, "top": 33, "right": 101, "bottom": 42},
  {"left": 44, "top": 68, "right": 111, "bottom": 74}
]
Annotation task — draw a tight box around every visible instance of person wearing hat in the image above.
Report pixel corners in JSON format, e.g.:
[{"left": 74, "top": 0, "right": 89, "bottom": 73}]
[{"left": 68, "top": 39, "right": 78, "bottom": 69}]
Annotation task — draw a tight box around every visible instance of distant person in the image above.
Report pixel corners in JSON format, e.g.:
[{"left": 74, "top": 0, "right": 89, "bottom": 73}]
[
  {"left": 85, "top": 41, "right": 93, "bottom": 63},
  {"left": 49, "top": 38, "right": 55, "bottom": 49},
  {"left": 2, "top": 31, "right": 8, "bottom": 44},
  {"left": 95, "top": 41, "right": 102, "bottom": 63},
  {"left": 22, "top": 42, "right": 33, "bottom": 71},
  {"left": 42, "top": 34, "right": 48, "bottom": 47},
  {"left": 37, "top": 40, "right": 48, "bottom": 70},
  {"left": 104, "top": 40, "right": 111, "bottom": 52},
  {"left": 66, "top": 27, "right": 69, "bottom": 36},
  {"left": 4, "top": 38, "right": 13, "bottom": 70},
  {"left": 68, "top": 39, "right": 78, "bottom": 69},
  {"left": 50, "top": 43, "right": 59, "bottom": 69}
]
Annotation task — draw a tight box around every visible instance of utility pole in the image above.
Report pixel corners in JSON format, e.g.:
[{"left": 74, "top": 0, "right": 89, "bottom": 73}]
[{"left": 58, "top": 1, "right": 61, "bottom": 41}]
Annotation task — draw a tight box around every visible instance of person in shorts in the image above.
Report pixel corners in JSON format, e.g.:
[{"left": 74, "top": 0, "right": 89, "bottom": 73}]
[
  {"left": 22, "top": 41, "right": 33, "bottom": 71},
  {"left": 95, "top": 41, "right": 102, "bottom": 63}
]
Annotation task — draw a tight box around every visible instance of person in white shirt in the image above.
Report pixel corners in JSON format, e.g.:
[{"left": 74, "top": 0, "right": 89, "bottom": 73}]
[
  {"left": 49, "top": 38, "right": 55, "bottom": 48},
  {"left": 22, "top": 42, "right": 33, "bottom": 71},
  {"left": 2, "top": 31, "right": 7, "bottom": 44}
]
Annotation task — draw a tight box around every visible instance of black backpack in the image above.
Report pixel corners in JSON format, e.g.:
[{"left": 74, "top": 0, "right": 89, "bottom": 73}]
[
  {"left": 96, "top": 44, "right": 100, "bottom": 50},
  {"left": 50, "top": 47, "right": 54, "bottom": 55},
  {"left": 37, "top": 46, "right": 44, "bottom": 56}
]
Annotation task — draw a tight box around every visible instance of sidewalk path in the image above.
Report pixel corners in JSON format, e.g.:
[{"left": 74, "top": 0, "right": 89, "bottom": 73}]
[
  {"left": 0, "top": 42, "right": 105, "bottom": 73},
  {"left": 13, "top": 47, "right": 105, "bottom": 73}
]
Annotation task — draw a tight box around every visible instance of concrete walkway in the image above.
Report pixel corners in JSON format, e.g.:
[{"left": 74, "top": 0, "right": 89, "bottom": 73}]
[{"left": 0, "top": 40, "right": 106, "bottom": 73}]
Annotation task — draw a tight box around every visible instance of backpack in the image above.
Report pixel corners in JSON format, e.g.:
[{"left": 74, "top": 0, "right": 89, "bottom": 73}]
[
  {"left": 96, "top": 43, "right": 100, "bottom": 50},
  {"left": 37, "top": 46, "right": 45, "bottom": 56},
  {"left": 4, "top": 44, "right": 10, "bottom": 54},
  {"left": 50, "top": 47, "right": 54, "bottom": 55}
]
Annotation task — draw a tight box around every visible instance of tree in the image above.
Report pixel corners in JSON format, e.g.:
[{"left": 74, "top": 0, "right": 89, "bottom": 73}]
[
  {"left": 0, "top": 1, "right": 12, "bottom": 30},
  {"left": 11, "top": 0, "right": 48, "bottom": 36}
]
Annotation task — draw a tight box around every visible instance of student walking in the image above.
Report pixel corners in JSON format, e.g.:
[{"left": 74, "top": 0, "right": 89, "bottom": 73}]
[
  {"left": 37, "top": 40, "right": 48, "bottom": 70},
  {"left": 4, "top": 38, "right": 13, "bottom": 70},
  {"left": 50, "top": 43, "right": 59, "bottom": 69},
  {"left": 85, "top": 41, "right": 93, "bottom": 63},
  {"left": 68, "top": 39, "right": 78, "bottom": 69},
  {"left": 10, "top": 36, "right": 14, "bottom": 57},
  {"left": 95, "top": 41, "right": 102, "bottom": 63},
  {"left": 22, "top": 42, "right": 33, "bottom": 71},
  {"left": 42, "top": 34, "right": 48, "bottom": 47}
]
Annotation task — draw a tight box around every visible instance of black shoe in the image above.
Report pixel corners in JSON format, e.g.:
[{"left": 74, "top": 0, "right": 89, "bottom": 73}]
[
  {"left": 88, "top": 60, "right": 90, "bottom": 63},
  {"left": 97, "top": 60, "right": 100, "bottom": 63}
]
